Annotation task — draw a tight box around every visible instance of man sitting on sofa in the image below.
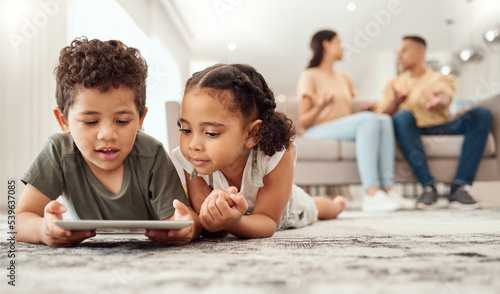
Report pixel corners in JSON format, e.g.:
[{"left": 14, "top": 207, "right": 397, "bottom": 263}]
[{"left": 374, "top": 35, "right": 493, "bottom": 210}]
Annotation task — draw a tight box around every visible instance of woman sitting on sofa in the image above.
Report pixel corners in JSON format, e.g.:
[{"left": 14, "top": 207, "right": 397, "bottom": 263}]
[{"left": 297, "top": 29, "right": 414, "bottom": 212}]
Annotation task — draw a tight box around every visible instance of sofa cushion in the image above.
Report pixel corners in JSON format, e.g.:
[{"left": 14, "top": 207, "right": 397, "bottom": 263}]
[
  {"left": 339, "top": 141, "right": 357, "bottom": 160},
  {"left": 303, "top": 133, "right": 498, "bottom": 161},
  {"left": 294, "top": 137, "right": 340, "bottom": 160},
  {"left": 397, "top": 133, "right": 496, "bottom": 159}
]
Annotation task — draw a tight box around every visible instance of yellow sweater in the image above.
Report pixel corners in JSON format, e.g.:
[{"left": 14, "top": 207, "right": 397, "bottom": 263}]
[
  {"left": 375, "top": 69, "right": 456, "bottom": 127},
  {"left": 297, "top": 68, "right": 357, "bottom": 127}
]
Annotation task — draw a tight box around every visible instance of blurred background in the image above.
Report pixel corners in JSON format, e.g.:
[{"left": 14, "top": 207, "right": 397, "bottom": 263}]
[{"left": 1, "top": 0, "right": 500, "bottom": 209}]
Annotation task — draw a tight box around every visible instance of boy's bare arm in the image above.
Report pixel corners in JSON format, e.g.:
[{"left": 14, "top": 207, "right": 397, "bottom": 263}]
[{"left": 16, "top": 184, "right": 95, "bottom": 247}]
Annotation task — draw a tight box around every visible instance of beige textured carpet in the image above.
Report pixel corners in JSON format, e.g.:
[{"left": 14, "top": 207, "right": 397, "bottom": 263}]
[{"left": 1, "top": 209, "right": 499, "bottom": 294}]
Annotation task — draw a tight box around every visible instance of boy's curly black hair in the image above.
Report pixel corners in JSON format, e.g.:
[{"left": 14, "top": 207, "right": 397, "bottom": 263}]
[
  {"left": 54, "top": 37, "right": 148, "bottom": 117},
  {"left": 184, "top": 64, "right": 295, "bottom": 156}
]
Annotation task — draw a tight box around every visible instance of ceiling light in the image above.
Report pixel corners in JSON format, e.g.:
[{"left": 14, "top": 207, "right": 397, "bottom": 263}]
[
  {"left": 440, "top": 65, "right": 452, "bottom": 75},
  {"left": 458, "top": 47, "right": 484, "bottom": 62},
  {"left": 347, "top": 2, "right": 356, "bottom": 12},
  {"left": 227, "top": 42, "right": 237, "bottom": 51},
  {"left": 440, "top": 64, "right": 460, "bottom": 76},
  {"left": 459, "top": 50, "right": 472, "bottom": 61},
  {"left": 484, "top": 28, "right": 500, "bottom": 43},
  {"left": 457, "top": 0, "right": 485, "bottom": 63}
]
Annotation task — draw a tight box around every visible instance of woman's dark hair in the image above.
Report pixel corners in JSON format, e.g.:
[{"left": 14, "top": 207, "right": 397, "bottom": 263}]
[
  {"left": 307, "top": 30, "right": 337, "bottom": 68},
  {"left": 184, "top": 64, "right": 295, "bottom": 156},
  {"left": 55, "top": 37, "right": 148, "bottom": 118}
]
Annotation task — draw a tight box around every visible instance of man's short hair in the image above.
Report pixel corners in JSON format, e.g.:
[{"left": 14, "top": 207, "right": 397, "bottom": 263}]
[{"left": 403, "top": 35, "right": 427, "bottom": 48}]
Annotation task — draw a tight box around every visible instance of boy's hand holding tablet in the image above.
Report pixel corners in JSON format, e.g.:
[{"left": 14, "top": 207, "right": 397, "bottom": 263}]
[{"left": 42, "top": 201, "right": 96, "bottom": 247}]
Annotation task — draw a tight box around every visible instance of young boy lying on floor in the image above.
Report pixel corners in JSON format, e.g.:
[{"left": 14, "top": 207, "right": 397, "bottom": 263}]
[{"left": 15, "top": 37, "right": 201, "bottom": 247}]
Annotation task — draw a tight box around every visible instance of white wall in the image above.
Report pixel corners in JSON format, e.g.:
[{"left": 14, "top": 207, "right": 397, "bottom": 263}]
[
  {"left": 118, "top": 0, "right": 191, "bottom": 151},
  {"left": 454, "top": 50, "right": 500, "bottom": 101},
  {"left": 118, "top": 0, "right": 191, "bottom": 90},
  {"left": 337, "top": 50, "right": 398, "bottom": 101},
  {"left": 0, "top": 0, "right": 191, "bottom": 212},
  {"left": 1, "top": 0, "right": 68, "bottom": 211}
]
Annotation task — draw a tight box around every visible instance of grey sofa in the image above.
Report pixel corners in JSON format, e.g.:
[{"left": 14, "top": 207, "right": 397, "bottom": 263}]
[
  {"left": 165, "top": 94, "right": 499, "bottom": 187},
  {"left": 275, "top": 94, "right": 499, "bottom": 186}
]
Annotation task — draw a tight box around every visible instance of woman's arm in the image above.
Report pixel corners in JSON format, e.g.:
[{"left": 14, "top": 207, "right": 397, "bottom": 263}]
[{"left": 298, "top": 93, "right": 334, "bottom": 130}]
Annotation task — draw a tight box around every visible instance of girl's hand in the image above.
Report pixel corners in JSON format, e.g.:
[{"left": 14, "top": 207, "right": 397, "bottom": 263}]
[
  {"left": 199, "top": 190, "right": 248, "bottom": 232},
  {"left": 146, "top": 200, "right": 196, "bottom": 245},
  {"left": 41, "top": 201, "right": 96, "bottom": 247},
  {"left": 203, "top": 187, "right": 238, "bottom": 208},
  {"left": 222, "top": 186, "right": 240, "bottom": 207}
]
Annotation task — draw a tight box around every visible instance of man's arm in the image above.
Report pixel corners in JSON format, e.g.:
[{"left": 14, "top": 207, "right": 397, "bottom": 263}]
[
  {"left": 380, "top": 85, "right": 408, "bottom": 115},
  {"left": 374, "top": 78, "right": 408, "bottom": 116},
  {"left": 421, "top": 92, "right": 452, "bottom": 112}
]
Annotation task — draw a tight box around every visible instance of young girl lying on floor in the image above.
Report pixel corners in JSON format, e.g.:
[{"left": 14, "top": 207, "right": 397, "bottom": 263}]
[{"left": 172, "top": 64, "right": 345, "bottom": 238}]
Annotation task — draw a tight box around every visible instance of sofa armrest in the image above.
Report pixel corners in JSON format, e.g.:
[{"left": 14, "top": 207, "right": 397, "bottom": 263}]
[
  {"left": 478, "top": 93, "right": 500, "bottom": 175},
  {"left": 166, "top": 101, "right": 181, "bottom": 151},
  {"left": 478, "top": 93, "right": 500, "bottom": 145},
  {"left": 165, "top": 101, "right": 185, "bottom": 183}
]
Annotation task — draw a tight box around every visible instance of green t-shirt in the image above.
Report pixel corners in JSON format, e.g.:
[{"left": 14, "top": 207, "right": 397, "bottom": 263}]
[{"left": 21, "top": 132, "right": 188, "bottom": 220}]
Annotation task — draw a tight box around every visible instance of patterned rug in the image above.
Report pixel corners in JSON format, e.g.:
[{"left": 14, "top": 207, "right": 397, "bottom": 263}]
[{"left": 1, "top": 209, "right": 499, "bottom": 294}]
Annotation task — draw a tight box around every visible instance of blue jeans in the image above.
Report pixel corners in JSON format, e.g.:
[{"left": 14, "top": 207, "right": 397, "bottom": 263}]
[
  {"left": 393, "top": 106, "right": 493, "bottom": 187},
  {"left": 305, "top": 112, "right": 395, "bottom": 190}
]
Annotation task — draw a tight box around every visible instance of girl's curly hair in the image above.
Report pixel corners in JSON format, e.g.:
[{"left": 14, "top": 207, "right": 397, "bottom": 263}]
[
  {"left": 184, "top": 64, "right": 295, "bottom": 156},
  {"left": 55, "top": 37, "right": 148, "bottom": 117}
]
